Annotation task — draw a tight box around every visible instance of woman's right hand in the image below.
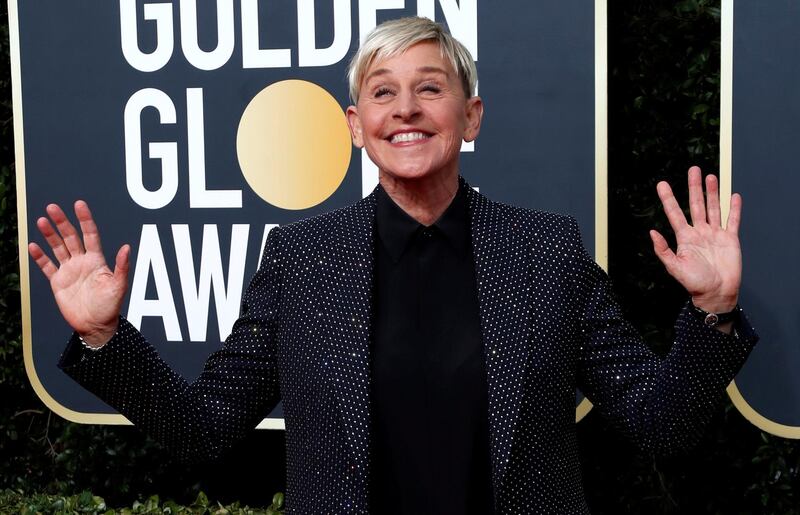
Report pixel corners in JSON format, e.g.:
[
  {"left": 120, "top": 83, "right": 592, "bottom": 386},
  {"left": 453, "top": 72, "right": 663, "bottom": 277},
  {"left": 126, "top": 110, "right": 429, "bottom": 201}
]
[{"left": 28, "top": 201, "right": 130, "bottom": 346}]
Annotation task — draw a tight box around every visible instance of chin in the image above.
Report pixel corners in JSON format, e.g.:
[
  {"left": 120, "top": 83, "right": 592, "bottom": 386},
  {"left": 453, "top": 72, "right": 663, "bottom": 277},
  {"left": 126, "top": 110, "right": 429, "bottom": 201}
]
[{"left": 379, "top": 165, "right": 453, "bottom": 184}]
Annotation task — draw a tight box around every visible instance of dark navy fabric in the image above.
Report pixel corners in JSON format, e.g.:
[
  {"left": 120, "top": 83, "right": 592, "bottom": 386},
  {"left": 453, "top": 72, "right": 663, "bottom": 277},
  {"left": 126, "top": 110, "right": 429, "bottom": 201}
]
[{"left": 59, "top": 178, "right": 758, "bottom": 514}]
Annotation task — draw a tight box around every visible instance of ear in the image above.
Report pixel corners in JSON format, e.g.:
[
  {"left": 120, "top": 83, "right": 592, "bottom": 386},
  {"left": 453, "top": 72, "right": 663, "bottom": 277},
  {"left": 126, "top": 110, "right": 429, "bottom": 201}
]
[
  {"left": 463, "top": 96, "right": 484, "bottom": 143},
  {"left": 346, "top": 105, "right": 364, "bottom": 148}
]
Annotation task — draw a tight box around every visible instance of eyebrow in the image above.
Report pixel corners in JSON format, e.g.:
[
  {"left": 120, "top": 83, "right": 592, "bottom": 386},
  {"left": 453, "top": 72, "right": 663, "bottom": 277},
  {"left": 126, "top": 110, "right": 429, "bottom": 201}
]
[
  {"left": 364, "top": 65, "right": 450, "bottom": 84},
  {"left": 416, "top": 66, "right": 450, "bottom": 76}
]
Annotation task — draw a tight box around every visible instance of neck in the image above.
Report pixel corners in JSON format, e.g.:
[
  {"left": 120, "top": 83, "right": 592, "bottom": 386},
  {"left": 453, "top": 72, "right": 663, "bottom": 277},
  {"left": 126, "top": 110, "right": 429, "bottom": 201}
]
[{"left": 379, "top": 171, "right": 459, "bottom": 226}]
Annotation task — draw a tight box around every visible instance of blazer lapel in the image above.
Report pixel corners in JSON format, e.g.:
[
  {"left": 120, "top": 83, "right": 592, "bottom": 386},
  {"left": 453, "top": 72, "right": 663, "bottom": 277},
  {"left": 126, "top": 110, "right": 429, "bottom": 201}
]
[
  {"left": 316, "top": 192, "right": 377, "bottom": 491},
  {"left": 467, "top": 183, "right": 534, "bottom": 493}
]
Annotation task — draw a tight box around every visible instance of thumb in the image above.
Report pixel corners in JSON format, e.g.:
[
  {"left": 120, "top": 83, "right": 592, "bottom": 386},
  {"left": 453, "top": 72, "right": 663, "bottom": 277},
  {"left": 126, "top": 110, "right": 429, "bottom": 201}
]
[
  {"left": 650, "top": 230, "right": 679, "bottom": 275},
  {"left": 113, "top": 244, "right": 131, "bottom": 290}
]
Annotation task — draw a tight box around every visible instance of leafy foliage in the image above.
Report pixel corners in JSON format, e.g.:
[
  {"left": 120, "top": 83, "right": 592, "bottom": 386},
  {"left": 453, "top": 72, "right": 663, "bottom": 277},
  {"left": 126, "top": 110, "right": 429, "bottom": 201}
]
[
  {"left": 0, "top": 490, "right": 285, "bottom": 515},
  {"left": 0, "top": 0, "right": 798, "bottom": 513},
  {"left": 579, "top": 1, "right": 799, "bottom": 514}
]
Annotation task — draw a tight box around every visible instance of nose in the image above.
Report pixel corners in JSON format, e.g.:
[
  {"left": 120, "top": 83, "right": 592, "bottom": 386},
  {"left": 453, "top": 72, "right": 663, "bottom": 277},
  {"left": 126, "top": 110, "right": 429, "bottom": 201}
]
[{"left": 392, "top": 90, "right": 421, "bottom": 121}]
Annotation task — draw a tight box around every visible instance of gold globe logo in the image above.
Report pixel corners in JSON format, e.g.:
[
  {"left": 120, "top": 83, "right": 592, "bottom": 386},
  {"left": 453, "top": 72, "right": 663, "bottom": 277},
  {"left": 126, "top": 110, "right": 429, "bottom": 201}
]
[{"left": 237, "top": 80, "right": 352, "bottom": 210}]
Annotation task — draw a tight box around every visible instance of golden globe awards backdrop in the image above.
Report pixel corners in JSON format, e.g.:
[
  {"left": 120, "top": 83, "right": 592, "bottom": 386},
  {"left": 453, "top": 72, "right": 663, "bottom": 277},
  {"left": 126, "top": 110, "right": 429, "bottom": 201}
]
[
  {"left": 11, "top": 1, "right": 607, "bottom": 428},
  {"left": 722, "top": 0, "right": 800, "bottom": 439}
]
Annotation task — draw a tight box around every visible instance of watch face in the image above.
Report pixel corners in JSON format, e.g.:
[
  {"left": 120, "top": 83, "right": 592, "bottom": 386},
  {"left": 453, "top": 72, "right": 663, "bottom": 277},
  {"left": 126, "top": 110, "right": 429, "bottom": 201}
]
[{"left": 704, "top": 313, "right": 720, "bottom": 326}]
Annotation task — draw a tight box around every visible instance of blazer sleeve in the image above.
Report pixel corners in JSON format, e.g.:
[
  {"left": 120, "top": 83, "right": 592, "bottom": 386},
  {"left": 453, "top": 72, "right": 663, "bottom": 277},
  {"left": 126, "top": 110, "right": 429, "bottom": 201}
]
[
  {"left": 570, "top": 217, "right": 758, "bottom": 454},
  {"left": 57, "top": 226, "right": 286, "bottom": 465}
]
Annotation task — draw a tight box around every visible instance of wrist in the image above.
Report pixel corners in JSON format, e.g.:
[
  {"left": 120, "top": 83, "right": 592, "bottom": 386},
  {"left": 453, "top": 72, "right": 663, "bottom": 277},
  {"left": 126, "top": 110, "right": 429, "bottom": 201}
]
[
  {"left": 691, "top": 294, "right": 738, "bottom": 314},
  {"left": 79, "top": 320, "right": 119, "bottom": 347},
  {"left": 688, "top": 299, "right": 740, "bottom": 330}
]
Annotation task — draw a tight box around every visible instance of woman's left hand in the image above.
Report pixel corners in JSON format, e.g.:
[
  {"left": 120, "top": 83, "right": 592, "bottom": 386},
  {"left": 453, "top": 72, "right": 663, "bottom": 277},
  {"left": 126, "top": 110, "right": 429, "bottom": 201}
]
[{"left": 650, "top": 165, "right": 742, "bottom": 314}]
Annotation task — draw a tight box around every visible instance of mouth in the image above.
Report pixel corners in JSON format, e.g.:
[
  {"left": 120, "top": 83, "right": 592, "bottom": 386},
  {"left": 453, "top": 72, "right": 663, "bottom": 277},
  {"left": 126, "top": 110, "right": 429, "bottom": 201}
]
[{"left": 387, "top": 131, "right": 432, "bottom": 144}]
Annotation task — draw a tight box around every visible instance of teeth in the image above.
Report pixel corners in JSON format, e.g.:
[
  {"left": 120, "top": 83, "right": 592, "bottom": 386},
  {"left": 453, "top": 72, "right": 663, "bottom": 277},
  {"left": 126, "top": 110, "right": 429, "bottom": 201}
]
[{"left": 390, "top": 132, "right": 430, "bottom": 143}]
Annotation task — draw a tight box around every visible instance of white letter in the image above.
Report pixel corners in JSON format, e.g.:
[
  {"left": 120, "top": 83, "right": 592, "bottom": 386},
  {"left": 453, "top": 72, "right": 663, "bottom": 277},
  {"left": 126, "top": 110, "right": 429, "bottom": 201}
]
[
  {"left": 173, "top": 224, "right": 250, "bottom": 341},
  {"left": 180, "top": 0, "right": 235, "bottom": 70},
  {"left": 124, "top": 88, "right": 178, "bottom": 210},
  {"left": 127, "top": 225, "right": 183, "bottom": 341},
  {"left": 361, "top": 149, "right": 379, "bottom": 198},
  {"left": 416, "top": 0, "right": 478, "bottom": 59},
  {"left": 119, "top": 0, "right": 174, "bottom": 72},
  {"left": 358, "top": 0, "right": 404, "bottom": 45},
  {"left": 186, "top": 88, "right": 242, "bottom": 208},
  {"left": 298, "top": 0, "right": 351, "bottom": 67},
  {"left": 461, "top": 82, "right": 477, "bottom": 152},
  {"left": 241, "top": 0, "right": 291, "bottom": 68}
]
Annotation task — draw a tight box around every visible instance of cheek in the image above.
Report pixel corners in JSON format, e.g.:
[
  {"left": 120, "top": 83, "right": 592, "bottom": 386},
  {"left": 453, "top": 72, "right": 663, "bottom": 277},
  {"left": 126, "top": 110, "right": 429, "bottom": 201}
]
[
  {"left": 361, "top": 108, "right": 387, "bottom": 134},
  {"left": 436, "top": 105, "right": 467, "bottom": 134},
  {"left": 443, "top": 116, "right": 467, "bottom": 147}
]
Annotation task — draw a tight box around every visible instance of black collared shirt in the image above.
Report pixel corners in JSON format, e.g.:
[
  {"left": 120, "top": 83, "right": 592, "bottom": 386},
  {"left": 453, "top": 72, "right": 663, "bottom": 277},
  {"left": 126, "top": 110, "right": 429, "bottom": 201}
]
[{"left": 371, "top": 183, "right": 493, "bottom": 514}]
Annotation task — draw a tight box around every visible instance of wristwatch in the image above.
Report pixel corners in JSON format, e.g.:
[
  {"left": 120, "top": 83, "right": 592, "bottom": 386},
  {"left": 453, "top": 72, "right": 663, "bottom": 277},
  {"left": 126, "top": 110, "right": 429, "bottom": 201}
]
[{"left": 689, "top": 301, "right": 740, "bottom": 328}]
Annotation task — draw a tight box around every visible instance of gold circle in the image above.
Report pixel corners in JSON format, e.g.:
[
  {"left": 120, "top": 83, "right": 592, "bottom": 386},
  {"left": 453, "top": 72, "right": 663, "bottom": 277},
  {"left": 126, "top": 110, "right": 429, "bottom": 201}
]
[{"left": 237, "top": 80, "right": 352, "bottom": 210}]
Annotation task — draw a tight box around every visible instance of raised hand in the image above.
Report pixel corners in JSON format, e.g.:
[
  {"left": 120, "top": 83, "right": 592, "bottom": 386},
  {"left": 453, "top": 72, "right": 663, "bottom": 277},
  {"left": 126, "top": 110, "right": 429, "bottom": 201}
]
[
  {"left": 28, "top": 201, "right": 130, "bottom": 346},
  {"left": 650, "top": 166, "right": 742, "bottom": 314}
]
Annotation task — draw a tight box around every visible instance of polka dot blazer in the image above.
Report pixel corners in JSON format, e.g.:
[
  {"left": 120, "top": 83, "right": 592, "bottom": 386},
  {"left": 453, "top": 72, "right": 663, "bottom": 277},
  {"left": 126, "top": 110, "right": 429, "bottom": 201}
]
[{"left": 59, "top": 177, "right": 758, "bottom": 514}]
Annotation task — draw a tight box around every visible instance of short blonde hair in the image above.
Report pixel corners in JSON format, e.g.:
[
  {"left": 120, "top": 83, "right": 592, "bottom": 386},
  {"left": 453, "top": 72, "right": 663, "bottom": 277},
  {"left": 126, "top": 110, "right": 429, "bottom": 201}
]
[{"left": 347, "top": 17, "right": 478, "bottom": 103}]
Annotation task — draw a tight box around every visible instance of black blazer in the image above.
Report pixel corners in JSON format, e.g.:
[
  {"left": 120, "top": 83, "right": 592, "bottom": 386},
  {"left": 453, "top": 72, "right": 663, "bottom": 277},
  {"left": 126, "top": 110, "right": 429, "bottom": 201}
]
[{"left": 59, "top": 179, "right": 758, "bottom": 514}]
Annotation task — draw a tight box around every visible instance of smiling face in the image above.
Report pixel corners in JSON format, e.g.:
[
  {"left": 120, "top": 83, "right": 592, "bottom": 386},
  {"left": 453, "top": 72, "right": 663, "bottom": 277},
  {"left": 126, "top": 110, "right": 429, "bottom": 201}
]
[{"left": 346, "top": 41, "right": 483, "bottom": 185}]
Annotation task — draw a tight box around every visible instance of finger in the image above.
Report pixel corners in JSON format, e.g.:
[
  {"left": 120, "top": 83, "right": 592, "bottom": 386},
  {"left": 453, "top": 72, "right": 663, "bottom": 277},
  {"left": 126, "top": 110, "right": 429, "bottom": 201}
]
[
  {"left": 650, "top": 230, "right": 679, "bottom": 275},
  {"left": 726, "top": 193, "right": 743, "bottom": 235},
  {"left": 47, "top": 204, "right": 85, "bottom": 256},
  {"left": 656, "top": 181, "right": 689, "bottom": 234},
  {"left": 28, "top": 242, "right": 58, "bottom": 281},
  {"left": 74, "top": 200, "right": 103, "bottom": 254},
  {"left": 113, "top": 244, "right": 131, "bottom": 291},
  {"left": 36, "top": 216, "right": 71, "bottom": 264},
  {"left": 705, "top": 174, "right": 721, "bottom": 227},
  {"left": 687, "top": 166, "right": 706, "bottom": 226}
]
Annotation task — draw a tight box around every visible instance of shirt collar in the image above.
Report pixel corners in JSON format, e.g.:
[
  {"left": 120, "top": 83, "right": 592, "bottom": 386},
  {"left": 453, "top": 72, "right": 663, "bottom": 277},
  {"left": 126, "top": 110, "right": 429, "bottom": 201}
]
[{"left": 376, "top": 181, "right": 471, "bottom": 262}]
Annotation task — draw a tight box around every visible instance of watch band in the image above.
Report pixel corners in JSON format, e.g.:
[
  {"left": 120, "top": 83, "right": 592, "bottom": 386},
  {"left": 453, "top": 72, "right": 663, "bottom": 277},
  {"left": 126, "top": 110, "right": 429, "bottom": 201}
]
[
  {"left": 689, "top": 301, "right": 740, "bottom": 328},
  {"left": 78, "top": 334, "right": 105, "bottom": 351}
]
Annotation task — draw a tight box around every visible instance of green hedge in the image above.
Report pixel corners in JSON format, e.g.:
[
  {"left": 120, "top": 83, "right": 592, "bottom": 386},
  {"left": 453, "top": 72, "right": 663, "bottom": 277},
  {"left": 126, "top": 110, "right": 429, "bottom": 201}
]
[
  {"left": 581, "top": 1, "right": 799, "bottom": 513},
  {"left": 1, "top": 1, "right": 798, "bottom": 513},
  {"left": 0, "top": 490, "right": 285, "bottom": 515}
]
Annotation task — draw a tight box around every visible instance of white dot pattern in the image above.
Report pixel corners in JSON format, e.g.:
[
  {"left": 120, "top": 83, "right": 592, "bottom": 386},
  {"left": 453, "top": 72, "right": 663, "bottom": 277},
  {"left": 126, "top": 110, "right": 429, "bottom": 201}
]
[{"left": 59, "top": 178, "right": 758, "bottom": 514}]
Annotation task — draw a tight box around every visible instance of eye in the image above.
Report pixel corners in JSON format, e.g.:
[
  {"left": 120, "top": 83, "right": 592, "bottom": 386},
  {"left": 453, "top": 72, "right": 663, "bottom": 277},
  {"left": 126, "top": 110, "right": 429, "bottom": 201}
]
[
  {"left": 374, "top": 86, "right": 394, "bottom": 98},
  {"left": 419, "top": 83, "right": 442, "bottom": 94}
]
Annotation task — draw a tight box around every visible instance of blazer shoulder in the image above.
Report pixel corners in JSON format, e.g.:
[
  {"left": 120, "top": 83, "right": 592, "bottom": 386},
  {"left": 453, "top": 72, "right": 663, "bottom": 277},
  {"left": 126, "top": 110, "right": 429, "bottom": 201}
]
[
  {"left": 270, "top": 195, "right": 375, "bottom": 252},
  {"left": 480, "top": 196, "right": 581, "bottom": 242}
]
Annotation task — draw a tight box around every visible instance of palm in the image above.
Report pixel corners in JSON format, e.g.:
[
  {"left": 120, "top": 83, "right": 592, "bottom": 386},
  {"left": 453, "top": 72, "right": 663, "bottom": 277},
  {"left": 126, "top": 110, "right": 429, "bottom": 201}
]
[
  {"left": 28, "top": 201, "right": 130, "bottom": 343},
  {"left": 651, "top": 167, "right": 743, "bottom": 313},
  {"left": 51, "top": 251, "right": 122, "bottom": 333}
]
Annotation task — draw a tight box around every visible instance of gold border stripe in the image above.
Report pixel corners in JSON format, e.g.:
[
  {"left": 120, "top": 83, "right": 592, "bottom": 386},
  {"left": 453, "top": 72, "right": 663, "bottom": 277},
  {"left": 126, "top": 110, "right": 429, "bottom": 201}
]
[
  {"left": 727, "top": 383, "right": 800, "bottom": 439},
  {"left": 11, "top": 0, "right": 131, "bottom": 425},
  {"left": 256, "top": 418, "right": 286, "bottom": 430},
  {"left": 10, "top": 0, "right": 281, "bottom": 428},
  {"left": 594, "top": 0, "right": 609, "bottom": 272},
  {"left": 721, "top": 0, "right": 800, "bottom": 439},
  {"left": 720, "top": 0, "right": 734, "bottom": 214},
  {"left": 576, "top": 0, "right": 608, "bottom": 422}
]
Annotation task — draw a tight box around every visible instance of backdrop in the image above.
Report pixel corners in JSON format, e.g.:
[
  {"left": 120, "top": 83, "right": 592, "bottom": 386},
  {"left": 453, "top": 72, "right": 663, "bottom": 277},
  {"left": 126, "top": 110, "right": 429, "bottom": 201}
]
[
  {"left": 723, "top": 0, "right": 800, "bottom": 439},
  {"left": 12, "top": 0, "right": 604, "bottom": 427}
]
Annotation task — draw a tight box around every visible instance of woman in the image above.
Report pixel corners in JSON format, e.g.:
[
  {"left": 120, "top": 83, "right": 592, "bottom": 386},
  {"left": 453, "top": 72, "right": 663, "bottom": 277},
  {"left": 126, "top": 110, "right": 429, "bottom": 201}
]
[{"left": 29, "top": 17, "right": 756, "bottom": 514}]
